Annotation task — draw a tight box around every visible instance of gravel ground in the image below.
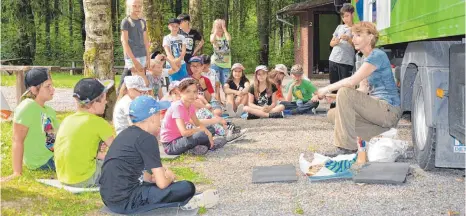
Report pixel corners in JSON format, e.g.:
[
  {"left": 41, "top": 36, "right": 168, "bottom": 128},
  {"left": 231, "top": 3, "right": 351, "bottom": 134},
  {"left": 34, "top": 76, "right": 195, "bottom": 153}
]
[{"left": 2, "top": 80, "right": 464, "bottom": 216}]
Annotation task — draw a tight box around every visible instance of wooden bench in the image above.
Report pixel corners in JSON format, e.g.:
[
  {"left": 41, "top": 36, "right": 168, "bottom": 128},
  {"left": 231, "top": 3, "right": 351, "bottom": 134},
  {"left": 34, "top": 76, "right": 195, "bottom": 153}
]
[
  {"left": 64, "top": 59, "right": 125, "bottom": 75},
  {"left": 0, "top": 65, "right": 60, "bottom": 104}
]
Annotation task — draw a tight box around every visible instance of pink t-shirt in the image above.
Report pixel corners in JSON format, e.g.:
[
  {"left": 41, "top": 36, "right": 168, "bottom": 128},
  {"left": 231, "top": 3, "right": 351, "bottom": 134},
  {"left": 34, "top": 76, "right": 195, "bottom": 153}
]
[{"left": 160, "top": 100, "right": 196, "bottom": 143}]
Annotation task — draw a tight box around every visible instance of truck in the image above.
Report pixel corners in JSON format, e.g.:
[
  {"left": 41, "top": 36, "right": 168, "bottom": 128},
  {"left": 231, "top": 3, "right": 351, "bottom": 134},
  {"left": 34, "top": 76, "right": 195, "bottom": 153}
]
[{"left": 350, "top": 0, "right": 465, "bottom": 170}]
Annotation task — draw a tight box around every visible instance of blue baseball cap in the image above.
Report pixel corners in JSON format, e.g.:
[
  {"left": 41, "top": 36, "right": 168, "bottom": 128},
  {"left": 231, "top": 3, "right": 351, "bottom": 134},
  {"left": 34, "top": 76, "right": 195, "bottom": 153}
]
[
  {"left": 188, "top": 56, "right": 203, "bottom": 64},
  {"left": 129, "top": 96, "right": 171, "bottom": 123}
]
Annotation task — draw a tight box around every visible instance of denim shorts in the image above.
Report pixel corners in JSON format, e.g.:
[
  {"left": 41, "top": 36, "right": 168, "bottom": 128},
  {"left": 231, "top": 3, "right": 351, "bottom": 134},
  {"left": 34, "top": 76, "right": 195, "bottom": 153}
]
[{"left": 124, "top": 56, "right": 147, "bottom": 69}]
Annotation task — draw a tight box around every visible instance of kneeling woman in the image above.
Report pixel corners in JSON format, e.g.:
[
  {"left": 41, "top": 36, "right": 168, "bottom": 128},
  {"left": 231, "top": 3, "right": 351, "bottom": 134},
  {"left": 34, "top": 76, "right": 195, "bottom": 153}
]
[
  {"left": 316, "top": 22, "right": 401, "bottom": 155},
  {"left": 243, "top": 65, "right": 285, "bottom": 119},
  {"left": 160, "top": 78, "right": 215, "bottom": 155}
]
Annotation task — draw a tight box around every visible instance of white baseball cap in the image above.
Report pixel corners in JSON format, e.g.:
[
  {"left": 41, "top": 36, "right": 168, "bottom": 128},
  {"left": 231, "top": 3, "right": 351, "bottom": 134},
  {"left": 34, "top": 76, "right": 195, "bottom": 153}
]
[
  {"left": 274, "top": 64, "right": 289, "bottom": 76},
  {"left": 125, "top": 76, "right": 152, "bottom": 91}
]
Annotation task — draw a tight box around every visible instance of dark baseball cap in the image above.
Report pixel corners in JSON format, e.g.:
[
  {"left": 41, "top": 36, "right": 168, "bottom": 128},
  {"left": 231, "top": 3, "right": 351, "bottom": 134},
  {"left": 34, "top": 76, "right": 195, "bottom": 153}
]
[
  {"left": 73, "top": 78, "right": 114, "bottom": 104},
  {"left": 168, "top": 18, "right": 180, "bottom": 24},
  {"left": 188, "top": 56, "right": 203, "bottom": 64},
  {"left": 177, "top": 14, "right": 190, "bottom": 21},
  {"left": 25, "top": 68, "right": 50, "bottom": 89}
]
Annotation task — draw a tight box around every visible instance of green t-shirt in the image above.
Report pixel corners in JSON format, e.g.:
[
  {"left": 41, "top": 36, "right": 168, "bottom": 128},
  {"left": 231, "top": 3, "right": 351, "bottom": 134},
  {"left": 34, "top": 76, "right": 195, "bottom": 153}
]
[
  {"left": 285, "top": 79, "right": 317, "bottom": 102},
  {"left": 55, "top": 111, "right": 114, "bottom": 184},
  {"left": 13, "top": 99, "right": 58, "bottom": 170}
]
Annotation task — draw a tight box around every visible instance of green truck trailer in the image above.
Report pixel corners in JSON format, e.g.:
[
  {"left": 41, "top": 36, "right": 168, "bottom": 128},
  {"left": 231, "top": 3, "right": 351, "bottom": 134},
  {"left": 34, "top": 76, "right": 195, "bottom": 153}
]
[{"left": 350, "top": 0, "right": 465, "bottom": 170}]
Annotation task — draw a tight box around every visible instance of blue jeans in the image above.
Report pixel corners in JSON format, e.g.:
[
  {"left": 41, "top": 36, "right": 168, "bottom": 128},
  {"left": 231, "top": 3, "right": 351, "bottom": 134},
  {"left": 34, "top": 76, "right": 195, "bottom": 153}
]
[
  {"left": 210, "top": 64, "right": 230, "bottom": 85},
  {"left": 37, "top": 157, "right": 55, "bottom": 171}
]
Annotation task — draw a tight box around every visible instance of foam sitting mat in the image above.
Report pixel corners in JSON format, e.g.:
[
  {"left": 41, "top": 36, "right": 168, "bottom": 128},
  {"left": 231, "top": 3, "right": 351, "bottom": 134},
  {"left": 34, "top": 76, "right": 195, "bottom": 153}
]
[
  {"left": 352, "top": 162, "right": 410, "bottom": 185},
  {"left": 159, "top": 146, "right": 180, "bottom": 159},
  {"left": 252, "top": 164, "right": 298, "bottom": 183},
  {"left": 100, "top": 206, "right": 198, "bottom": 216},
  {"left": 36, "top": 179, "right": 99, "bottom": 194}
]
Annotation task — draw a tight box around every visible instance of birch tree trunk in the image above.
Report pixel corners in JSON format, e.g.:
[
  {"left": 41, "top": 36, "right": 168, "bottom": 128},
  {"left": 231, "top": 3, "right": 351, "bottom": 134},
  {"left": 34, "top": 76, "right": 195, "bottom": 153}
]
[
  {"left": 83, "top": 0, "right": 115, "bottom": 120},
  {"left": 189, "top": 0, "right": 203, "bottom": 36},
  {"left": 143, "top": 0, "right": 164, "bottom": 52}
]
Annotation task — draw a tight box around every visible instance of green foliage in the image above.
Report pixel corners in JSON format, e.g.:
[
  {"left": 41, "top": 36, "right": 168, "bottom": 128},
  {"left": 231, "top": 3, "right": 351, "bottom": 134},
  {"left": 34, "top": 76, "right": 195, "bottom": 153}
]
[{"left": 1, "top": 72, "right": 122, "bottom": 88}]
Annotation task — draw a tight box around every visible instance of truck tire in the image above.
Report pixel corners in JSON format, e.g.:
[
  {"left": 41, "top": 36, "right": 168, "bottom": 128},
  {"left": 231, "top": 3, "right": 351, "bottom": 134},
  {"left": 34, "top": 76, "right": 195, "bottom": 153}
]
[{"left": 412, "top": 74, "right": 436, "bottom": 170}]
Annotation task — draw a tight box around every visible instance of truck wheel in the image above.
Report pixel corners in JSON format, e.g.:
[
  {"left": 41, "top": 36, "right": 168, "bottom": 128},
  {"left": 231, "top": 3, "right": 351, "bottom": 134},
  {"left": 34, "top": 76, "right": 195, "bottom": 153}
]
[{"left": 412, "top": 75, "right": 436, "bottom": 170}]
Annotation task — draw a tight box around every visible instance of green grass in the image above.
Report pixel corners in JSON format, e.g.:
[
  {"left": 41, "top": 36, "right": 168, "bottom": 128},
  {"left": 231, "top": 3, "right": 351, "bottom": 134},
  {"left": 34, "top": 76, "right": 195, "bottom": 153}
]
[
  {"left": 1, "top": 112, "right": 210, "bottom": 215},
  {"left": 1, "top": 72, "right": 122, "bottom": 89}
]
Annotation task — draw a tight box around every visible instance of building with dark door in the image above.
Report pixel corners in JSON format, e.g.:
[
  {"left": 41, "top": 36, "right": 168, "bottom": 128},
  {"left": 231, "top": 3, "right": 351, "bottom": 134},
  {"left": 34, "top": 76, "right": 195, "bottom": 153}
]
[{"left": 277, "top": 0, "right": 350, "bottom": 79}]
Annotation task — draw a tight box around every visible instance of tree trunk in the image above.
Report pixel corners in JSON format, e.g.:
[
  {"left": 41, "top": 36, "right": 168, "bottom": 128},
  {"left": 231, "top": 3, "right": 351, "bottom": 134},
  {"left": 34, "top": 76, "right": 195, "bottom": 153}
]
[
  {"left": 143, "top": 0, "right": 164, "bottom": 52},
  {"left": 213, "top": 0, "right": 227, "bottom": 21},
  {"left": 16, "top": 0, "right": 35, "bottom": 65},
  {"left": 256, "top": 0, "right": 270, "bottom": 65},
  {"left": 189, "top": 0, "right": 203, "bottom": 36},
  {"left": 69, "top": 0, "right": 73, "bottom": 48},
  {"left": 79, "top": 0, "right": 86, "bottom": 48},
  {"left": 45, "top": 0, "right": 52, "bottom": 58},
  {"left": 111, "top": 0, "right": 118, "bottom": 33},
  {"left": 239, "top": 0, "right": 246, "bottom": 30},
  {"left": 83, "top": 0, "right": 115, "bottom": 120},
  {"left": 224, "top": 0, "right": 229, "bottom": 27},
  {"left": 175, "top": 0, "right": 182, "bottom": 16},
  {"left": 54, "top": 0, "right": 60, "bottom": 57}
]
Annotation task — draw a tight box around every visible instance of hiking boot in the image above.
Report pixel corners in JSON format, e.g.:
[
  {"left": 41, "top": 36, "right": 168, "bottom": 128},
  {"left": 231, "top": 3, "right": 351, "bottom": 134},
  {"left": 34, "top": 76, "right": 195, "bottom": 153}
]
[
  {"left": 226, "top": 129, "right": 247, "bottom": 143},
  {"left": 269, "top": 111, "right": 284, "bottom": 118},
  {"left": 181, "top": 189, "right": 220, "bottom": 210},
  {"left": 235, "top": 104, "right": 244, "bottom": 117},
  {"left": 226, "top": 103, "right": 236, "bottom": 117},
  {"left": 321, "top": 147, "right": 357, "bottom": 157},
  {"left": 187, "top": 145, "right": 209, "bottom": 155}
]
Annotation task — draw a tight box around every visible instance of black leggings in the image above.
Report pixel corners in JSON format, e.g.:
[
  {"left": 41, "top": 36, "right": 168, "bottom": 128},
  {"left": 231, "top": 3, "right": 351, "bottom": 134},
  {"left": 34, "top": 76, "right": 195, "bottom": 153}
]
[
  {"left": 106, "top": 181, "right": 195, "bottom": 214},
  {"left": 329, "top": 61, "right": 353, "bottom": 94}
]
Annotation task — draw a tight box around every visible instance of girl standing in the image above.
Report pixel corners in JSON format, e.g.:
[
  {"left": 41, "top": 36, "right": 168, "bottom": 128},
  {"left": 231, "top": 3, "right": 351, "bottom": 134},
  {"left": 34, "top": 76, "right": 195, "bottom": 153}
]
[
  {"left": 243, "top": 66, "right": 285, "bottom": 119},
  {"left": 119, "top": 0, "right": 150, "bottom": 91},
  {"left": 210, "top": 19, "right": 231, "bottom": 85},
  {"left": 223, "top": 63, "right": 250, "bottom": 117}
]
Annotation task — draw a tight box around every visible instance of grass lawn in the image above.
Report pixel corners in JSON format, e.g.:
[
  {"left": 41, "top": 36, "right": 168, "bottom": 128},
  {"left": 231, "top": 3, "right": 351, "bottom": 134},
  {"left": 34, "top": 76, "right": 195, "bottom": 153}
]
[
  {"left": 1, "top": 72, "right": 122, "bottom": 89},
  {"left": 1, "top": 112, "right": 210, "bottom": 215}
]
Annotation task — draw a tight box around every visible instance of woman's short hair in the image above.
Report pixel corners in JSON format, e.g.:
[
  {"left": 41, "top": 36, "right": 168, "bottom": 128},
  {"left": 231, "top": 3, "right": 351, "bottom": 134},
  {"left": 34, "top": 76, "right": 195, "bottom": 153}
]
[
  {"left": 340, "top": 3, "right": 354, "bottom": 15},
  {"left": 352, "top": 21, "right": 379, "bottom": 48}
]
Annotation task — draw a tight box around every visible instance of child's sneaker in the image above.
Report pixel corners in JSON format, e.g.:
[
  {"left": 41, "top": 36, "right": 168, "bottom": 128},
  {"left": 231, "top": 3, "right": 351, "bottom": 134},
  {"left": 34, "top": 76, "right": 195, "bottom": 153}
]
[
  {"left": 311, "top": 108, "right": 317, "bottom": 115},
  {"left": 181, "top": 189, "right": 219, "bottom": 210},
  {"left": 226, "top": 122, "right": 241, "bottom": 134},
  {"left": 187, "top": 145, "right": 209, "bottom": 155},
  {"left": 226, "top": 103, "right": 236, "bottom": 117},
  {"left": 269, "top": 111, "right": 284, "bottom": 118},
  {"left": 235, "top": 104, "right": 244, "bottom": 117},
  {"left": 225, "top": 128, "right": 247, "bottom": 143}
]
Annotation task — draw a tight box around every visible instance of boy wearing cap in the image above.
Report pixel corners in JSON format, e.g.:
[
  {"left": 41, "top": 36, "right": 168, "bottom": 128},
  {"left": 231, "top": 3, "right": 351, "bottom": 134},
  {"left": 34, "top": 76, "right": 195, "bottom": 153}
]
[
  {"left": 113, "top": 76, "right": 152, "bottom": 135},
  {"left": 177, "top": 14, "right": 204, "bottom": 65},
  {"left": 282, "top": 64, "right": 320, "bottom": 115},
  {"left": 54, "top": 78, "right": 115, "bottom": 187},
  {"left": 2, "top": 68, "right": 58, "bottom": 182},
  {"left": 189, "top": 56, "right": 214, "bottom": 102},
  {"left": 100, "top": 95, "right": 218, "bottom": 214},
  {"left": 163, "top": 18, "right": 189, "bottom": 81}
]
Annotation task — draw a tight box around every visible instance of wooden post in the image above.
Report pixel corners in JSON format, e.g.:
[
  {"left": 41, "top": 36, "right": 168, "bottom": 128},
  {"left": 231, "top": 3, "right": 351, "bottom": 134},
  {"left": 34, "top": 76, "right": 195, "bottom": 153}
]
[
  {"left": 16, "top": 70, "right": 26, "bottom": 105},
  {"left": 70, "top": 61, "right": 75, "bottom": 75}
]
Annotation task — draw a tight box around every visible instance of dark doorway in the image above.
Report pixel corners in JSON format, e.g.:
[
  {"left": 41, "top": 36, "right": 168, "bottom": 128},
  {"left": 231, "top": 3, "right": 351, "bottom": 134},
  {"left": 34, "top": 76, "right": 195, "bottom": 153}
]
[{"left": 313, "top": 12, "right": 340, "bottom": 74}]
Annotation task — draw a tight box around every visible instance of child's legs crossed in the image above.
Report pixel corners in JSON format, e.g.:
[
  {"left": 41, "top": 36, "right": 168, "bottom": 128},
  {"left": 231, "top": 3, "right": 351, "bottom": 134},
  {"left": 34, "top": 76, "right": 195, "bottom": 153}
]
[
  {"left": 270, "top": 104, "right": 285, "bottom": 113},
  {"left": 243, "top": 106, "right": 269, "bottom": 118},
  {"left": 165, "top": 132, "right": 210, "bottom": 155}
]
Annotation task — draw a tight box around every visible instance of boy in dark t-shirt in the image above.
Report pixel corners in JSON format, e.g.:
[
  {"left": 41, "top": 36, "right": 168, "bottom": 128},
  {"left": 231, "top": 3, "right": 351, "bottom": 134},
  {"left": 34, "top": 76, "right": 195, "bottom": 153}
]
[
  {"left": 178, "top": 14, "right": 204, "bottom": 75},
  {"left": 99, "top": 95, "right": 219, "bottom": 214}
]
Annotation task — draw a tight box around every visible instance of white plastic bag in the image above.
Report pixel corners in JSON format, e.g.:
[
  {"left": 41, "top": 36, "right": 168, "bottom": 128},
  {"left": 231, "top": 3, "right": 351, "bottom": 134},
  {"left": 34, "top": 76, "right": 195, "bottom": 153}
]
[{"left": 367, "top": 138, "right": 409, "bottom": 162}]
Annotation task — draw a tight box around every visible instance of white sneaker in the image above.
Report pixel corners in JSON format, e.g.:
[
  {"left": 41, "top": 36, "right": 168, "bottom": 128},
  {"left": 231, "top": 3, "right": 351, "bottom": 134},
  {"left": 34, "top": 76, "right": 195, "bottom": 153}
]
[
  {"left": 235, "top": 104, "right": 244, "bottom": 117},
  {"left": 226, "top": 129, "right": 247, "bottom": 143},
  {"left": 226, "top": 103, "right": 236, "bottom": 117},
  {"left": 181, "top": 189, "right": 219, "bottom": 210}
]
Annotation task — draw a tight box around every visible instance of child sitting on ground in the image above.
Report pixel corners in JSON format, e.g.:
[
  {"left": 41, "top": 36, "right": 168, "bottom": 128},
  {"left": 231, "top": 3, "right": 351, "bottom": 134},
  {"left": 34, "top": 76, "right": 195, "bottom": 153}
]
[
  {"left": 54, "top": 78, "right": 115, "bottom": 187},
  {"left": 243, "top": 65, "right": 285, "bottom": 119},
  {"left": 268, "top": 64, "right": 288, "bottom": 102},
  {"left": 281, "top": 64, "right": 320, "bottom": 115},
  {"left": 224, "top": 63, "right": 250, "bottom": 117},
  {"left": 160, "top": 78, "right": 225, "bottom": 155},
  {"left": 113, "top": 75, "right": 151, "bottom": 135},
  {"left": 100, "top": 95, "right": 219, "bottom": 214},
  {"left": 2, "top": 68, "right": 58, "bottom": 182}
]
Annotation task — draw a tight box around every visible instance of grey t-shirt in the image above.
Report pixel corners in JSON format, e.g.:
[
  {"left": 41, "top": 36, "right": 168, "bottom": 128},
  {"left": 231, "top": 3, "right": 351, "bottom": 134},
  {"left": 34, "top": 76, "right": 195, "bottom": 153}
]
[
  {"left": 121, "top": 17, "right": 147, "bottom": 59},
  {"left": 329, "top": 24, "right": 355, "bottom": 66}
]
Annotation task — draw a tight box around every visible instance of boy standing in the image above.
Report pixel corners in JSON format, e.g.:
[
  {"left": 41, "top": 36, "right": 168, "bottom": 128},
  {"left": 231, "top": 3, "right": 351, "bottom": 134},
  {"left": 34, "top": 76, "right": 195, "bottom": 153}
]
[
  {"left": 100, "top": 95, "right": 219, "bottom": 214},
  {"left": 163, "top": 18, "right": 188, "bottom": 81},
  {"left": 281, "top": 64, "right": 320, "bottom": 115},
  {"left": 55, "top": 78, "right": 115, "bottom": 187},
  {"left": 177, "top": 14, "right": 204, "bottom": 66}
]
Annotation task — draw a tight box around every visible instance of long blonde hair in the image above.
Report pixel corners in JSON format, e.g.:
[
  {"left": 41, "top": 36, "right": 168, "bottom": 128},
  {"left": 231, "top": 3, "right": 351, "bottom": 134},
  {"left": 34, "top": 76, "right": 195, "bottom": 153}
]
[
  {"left": 254, "top": 70, "right": 273, "bottom": 99},
  {"left": 125, "top": 0, "right": 145, "bottom": 29}
]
